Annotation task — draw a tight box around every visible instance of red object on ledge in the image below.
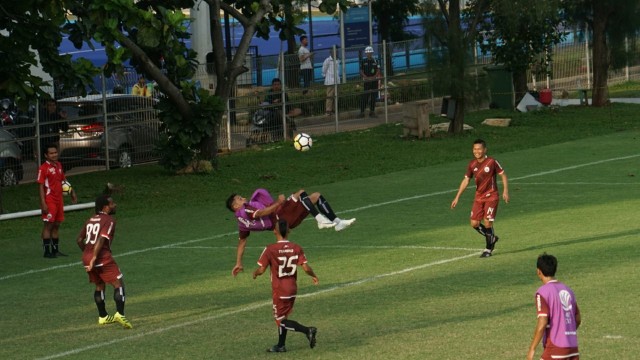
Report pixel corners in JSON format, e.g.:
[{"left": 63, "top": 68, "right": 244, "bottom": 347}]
[{"left": 539, "top": 88, "right": 552, "bottom": 105}]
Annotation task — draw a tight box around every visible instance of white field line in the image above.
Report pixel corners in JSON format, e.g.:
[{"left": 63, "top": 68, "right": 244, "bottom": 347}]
[
  {"left": 36, "top": 252, "right": 479, "bottom": 360},
  {"left": 168, "top": 245, "right": 481, "bottom": 252},
  {"left": 2, "top": 153, "right": 638, "bottom": 282}
]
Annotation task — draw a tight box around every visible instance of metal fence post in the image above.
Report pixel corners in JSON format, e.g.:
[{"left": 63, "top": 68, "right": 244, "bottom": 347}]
[
  {"left": 226, "top": 98, "right": 232, "bottom": 151},
  {"left": 102, "top": 74, "right": 110, "bottom": 170},
  {"left": 280, "top": 52, "right": 287, "bottom": 141},
  {"left": 333, "top": 45, "right": 339, "bottom": 131},
  {"left": 382, "top": 40, "right": 388, "bottom": 123},
  {"left": 35, "top": 98, "right": 41, "bottom": 165},
  {"left": 584, "top": 24, "right": 591, "bottom": 89}
]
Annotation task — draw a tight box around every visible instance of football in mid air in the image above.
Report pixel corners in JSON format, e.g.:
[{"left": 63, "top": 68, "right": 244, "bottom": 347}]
[
  {"left": 293, "top": 133, "right": 313, "bottom": 152},
  {"left": 61, "top": 180, "right": 73, "bottom": 196}
]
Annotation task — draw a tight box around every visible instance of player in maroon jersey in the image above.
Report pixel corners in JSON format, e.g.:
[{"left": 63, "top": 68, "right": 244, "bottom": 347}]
[
  {"left": 253, "top": 219, "right": 319, "bottom": 353},
  {"left": 76, "top": 195, "right": 132, "bottom": 329},
  {"left": 38, "top": 144, "right": 77, "bottom": 258},
  {"left": 451, "top": 139, "right": 509, "bottom": 258}
]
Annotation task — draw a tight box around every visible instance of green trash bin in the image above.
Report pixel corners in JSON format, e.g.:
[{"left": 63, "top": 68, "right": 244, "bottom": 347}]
[{"left": 484, "top": 65, "right": 514, "bottom": 110}]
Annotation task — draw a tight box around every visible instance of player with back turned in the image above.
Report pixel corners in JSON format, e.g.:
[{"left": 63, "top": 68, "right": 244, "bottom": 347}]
[
  {"left": 76, "top": 194, "right": 132, "bottom": 329},
  {"left": 527, "top": 253, "right": 581, "bottom": 360},
  {"left": 253, "top": 219, "right": 318, "bottom": 353}
]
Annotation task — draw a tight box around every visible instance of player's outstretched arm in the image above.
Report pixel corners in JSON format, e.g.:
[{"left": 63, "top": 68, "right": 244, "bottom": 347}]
[{"left": 232, "top": 237, "right": 248, "bottom": 277}]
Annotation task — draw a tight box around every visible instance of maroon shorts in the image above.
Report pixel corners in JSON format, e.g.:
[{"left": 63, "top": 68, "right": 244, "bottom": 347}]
[
  {"left": 85, "top": 260, "right": 123, "bottom": 284},
  {"left": 42, "top": 198, "right": 64, "bottom": 223},
  {"left": 272, "top": 295, "right": 296, "bottom": 323},
  {"left": 276, "top": 198, "right": 309, "bottom": 229},
  {"left": 470, "top": 198, "right": 499, "bottom": 222},
  {"left": 541, "top": 345, "right": 579, "bottom": 360}
]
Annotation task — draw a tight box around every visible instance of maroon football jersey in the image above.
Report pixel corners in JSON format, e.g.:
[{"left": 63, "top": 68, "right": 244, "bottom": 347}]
[
  {"left": 465, "top": 156, "right": 504, "bottom": 200},
  {"left": 78, "top": 213, "right": 117, "bottom": 267},
  {"left": 257, "top": 240, "right": 308, "bottom": 299}
]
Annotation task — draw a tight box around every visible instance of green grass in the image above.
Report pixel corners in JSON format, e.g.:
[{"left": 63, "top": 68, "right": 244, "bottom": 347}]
[{"left": 1, "top": 104, "right": 639, "bottom": 359}]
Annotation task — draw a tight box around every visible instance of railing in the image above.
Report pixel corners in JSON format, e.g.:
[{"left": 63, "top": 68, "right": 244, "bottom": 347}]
[{"left": 1, "top": 33, "right": 640, "bottom": 187}]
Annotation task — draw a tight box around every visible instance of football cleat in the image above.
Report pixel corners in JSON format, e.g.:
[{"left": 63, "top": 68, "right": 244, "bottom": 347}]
[
  {"left": 114, "top": 312, "right": 133, "bottom": 329},
  {"left": 488, "top": 236, "right": 499, "bottom": 251},
  {"left": 307, "top": 327, "right": 317, "bottom": 349},
  {"left": 316, "top": 215, "right": 336, "bottom": 229},
  {"left": 266, "top": 345, "right": 287, "bottom": 353},
  {"left": 98, "top": 314, "right": 116, "bottom": 325},
  {"left": 480, "top": 250, "right": 492, "bottom": 258},
  {"left": 334, "top": 218, "right": 356, "bottom": 232}
]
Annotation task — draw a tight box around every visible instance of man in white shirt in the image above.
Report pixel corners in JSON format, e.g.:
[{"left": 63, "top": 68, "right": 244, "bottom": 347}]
[
  {"left": 298, "top": 35, "right": 313, "bottom": 95},
  {"left": 322, "top": 48, "right": 340, "bottom": 116}
]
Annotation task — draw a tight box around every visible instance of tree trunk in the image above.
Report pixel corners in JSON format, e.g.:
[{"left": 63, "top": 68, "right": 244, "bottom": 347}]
[
  {"left": 591, "top": 2, "right": 610, "bottom": 107},
  {"left": 448, "top": 0, "right": 466, "bottom": 134},
  {"left": 512, "top": 69, "right": 528, "bottom": 103}
]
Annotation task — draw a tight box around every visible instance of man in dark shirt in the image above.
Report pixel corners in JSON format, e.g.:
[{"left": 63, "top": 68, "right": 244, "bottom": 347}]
[
  {"left": 39, "top": 99, "right": 68, "bottom": 154},
  {"left": 359, "top": 46, "right": 380, "bottom": 117}
]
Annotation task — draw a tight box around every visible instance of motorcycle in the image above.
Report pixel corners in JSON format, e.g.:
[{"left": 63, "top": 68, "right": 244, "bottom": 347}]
[
  {"left": 246, "top": 102, "right": 297, "bottom": 146},
  {"left": 0, "top": 98, "right": 16, "bottom": 127}
]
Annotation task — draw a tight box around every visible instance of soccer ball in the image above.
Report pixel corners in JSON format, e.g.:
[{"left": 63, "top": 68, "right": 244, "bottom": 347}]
[
  {"left": 61, "top": 180, "right": 73, "bottom": 196},
  {"left": 293, "top": 133, "right": 313, "bottom": 152}
]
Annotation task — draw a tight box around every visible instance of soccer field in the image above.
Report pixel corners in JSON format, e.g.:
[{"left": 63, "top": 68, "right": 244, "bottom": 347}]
[{"left": 1, "top": 131, "right": 639, "bottom": 359}]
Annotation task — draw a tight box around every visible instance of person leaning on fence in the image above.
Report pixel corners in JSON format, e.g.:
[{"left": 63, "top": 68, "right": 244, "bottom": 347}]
[
  {"left": 359, "top": 46, "right": 380, "bottom": 118},
  {"left": 322, "top": 48, "right": 341, "bottom": 116}
]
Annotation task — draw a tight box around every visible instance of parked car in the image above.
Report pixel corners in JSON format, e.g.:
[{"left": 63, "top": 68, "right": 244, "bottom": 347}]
[
  {"left": 57, "top": 94, "right": 160, "bottom": 171},
  {"left": 0, "top": 129, "right": 24, "bottom": 186}
]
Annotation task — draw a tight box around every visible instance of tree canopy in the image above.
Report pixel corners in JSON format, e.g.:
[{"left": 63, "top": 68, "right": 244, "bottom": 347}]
[{"left": 467, "top": 0, "right": 566, "bottom": 99}]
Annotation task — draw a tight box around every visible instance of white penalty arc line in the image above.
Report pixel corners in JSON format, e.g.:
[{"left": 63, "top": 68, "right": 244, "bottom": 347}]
[
  {"left": 36, "top": 252, "right": 478, "bottom": 360},
  {"left": 3, "top": 153, "right": 638, "bottom": 282}
]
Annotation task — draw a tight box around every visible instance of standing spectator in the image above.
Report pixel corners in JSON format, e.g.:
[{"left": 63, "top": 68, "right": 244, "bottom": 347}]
[
  {"left": 226, "top": 188, "right": 355, "bottom": 277},
  {"left": 132, "top": 76, "right": 151, "bottom": 97},
  {"left": 38, "top": 144, "right": 77, "bottom": 258},
  {"left": 359, "top": 46, "right": 380, "bottom": 117},
  {"left": 322, "top": 47, "right": 341, "bottom": 116},
  {"left": 527, "top": 253, "right": 581, "bottom": 360},
  {"left": 39, "top": 99, "right": 68, "bottom": 154},
  {"left": 76, "top": 194, "right": 132, "bottom": 329},
  {"left": 451, "top": 139, "right": 509, "bottom": 258},
  {"left": 253, "top": 219, "right": 318, "bottom": 353},
  {"left": 298, "top": 35, "right": 313, "bottom": 95}
]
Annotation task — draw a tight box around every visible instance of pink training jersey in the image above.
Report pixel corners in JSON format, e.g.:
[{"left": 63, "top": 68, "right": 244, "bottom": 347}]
[
  {"left": 535, "top": 280, "right": 580, "bottom": 350},
  {"left": 257, "top": 240, "right": 308, "bottom": 299},
  {"left": 37, "top": 160, "right": 66, "bottom": 200},
  {"left": 465, "top": 156, "right": 504, "bottom": 201},
  {"left": 234, "top": 189, "right": 277, "bottom": 238}
]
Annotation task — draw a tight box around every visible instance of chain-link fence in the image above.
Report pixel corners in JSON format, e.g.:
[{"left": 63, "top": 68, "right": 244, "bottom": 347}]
[{"left": 2, "top": 32, "right": 640, "bottom": 190}]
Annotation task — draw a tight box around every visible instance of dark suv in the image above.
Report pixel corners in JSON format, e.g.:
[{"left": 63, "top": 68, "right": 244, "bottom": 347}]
[{"left": 57, "top": 94, "right": 160, "bottom": 170}]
